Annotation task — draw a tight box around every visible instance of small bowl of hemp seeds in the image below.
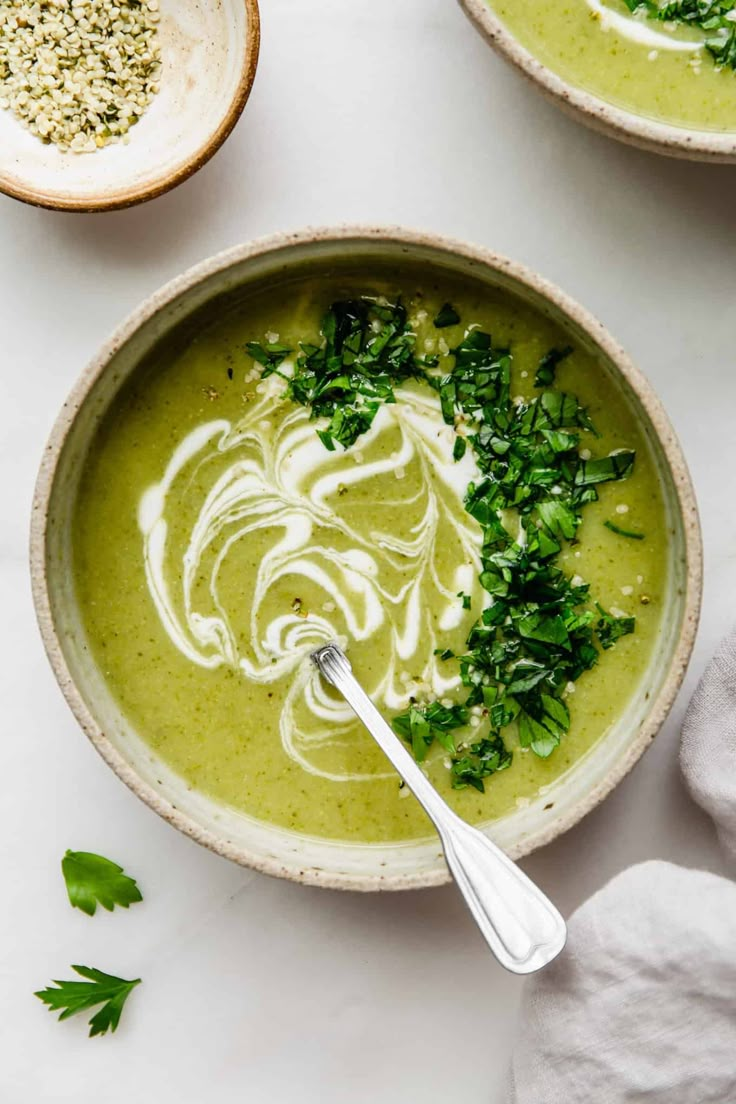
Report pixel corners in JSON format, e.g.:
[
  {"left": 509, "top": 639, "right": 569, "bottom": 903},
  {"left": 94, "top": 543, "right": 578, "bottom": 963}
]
[{"left": 0, "top": 0, "right": 260, "bottom": 211}]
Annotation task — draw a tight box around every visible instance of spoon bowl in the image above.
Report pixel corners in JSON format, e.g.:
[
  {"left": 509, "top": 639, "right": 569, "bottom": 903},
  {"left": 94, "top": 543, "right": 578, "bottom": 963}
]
[{"left": 311, "top": 642, "right": 567, "bottom": 974}]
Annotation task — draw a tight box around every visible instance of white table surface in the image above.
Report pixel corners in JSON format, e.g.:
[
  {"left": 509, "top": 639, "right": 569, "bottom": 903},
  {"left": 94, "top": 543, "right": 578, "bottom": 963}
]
[{"left": 1, "top": 1, "right": 734, "bottom": 1100}]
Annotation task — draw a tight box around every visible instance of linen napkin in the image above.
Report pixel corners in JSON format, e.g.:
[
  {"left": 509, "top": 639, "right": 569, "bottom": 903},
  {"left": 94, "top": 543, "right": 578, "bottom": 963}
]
[
  {"left": 507, "top": 861, "right": 736, "bottom": 1103},
  {"left": 509, "top": 629, "right": 736, "bottom": 1102},
  {"left": 681, "top": 629, "right": 736, "bottom": 862}
]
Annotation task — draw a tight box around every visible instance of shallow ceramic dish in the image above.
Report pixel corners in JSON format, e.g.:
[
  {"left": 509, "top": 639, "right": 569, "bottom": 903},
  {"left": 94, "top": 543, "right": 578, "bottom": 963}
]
[
  {"left": 0, "top": 0, "right": 259, "bottom": 212},
  {"left": 459, "top": 0, "right": 736, "bottom": 162},
  {"left": 31, "top": 227, "right": 702, "bottom": 890}
]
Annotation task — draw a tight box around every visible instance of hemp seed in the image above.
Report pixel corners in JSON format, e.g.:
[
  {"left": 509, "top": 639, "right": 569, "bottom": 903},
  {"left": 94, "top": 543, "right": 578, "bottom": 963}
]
[{"left": 0, "top": 0, "right": 162, "bottom": 153}]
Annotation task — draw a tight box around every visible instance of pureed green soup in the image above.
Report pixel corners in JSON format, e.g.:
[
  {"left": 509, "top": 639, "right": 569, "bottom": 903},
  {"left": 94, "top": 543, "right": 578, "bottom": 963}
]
[
  {"left": 73, "top": 265, "right": 667, "bottom": 844},
  {"left": 487, "top": 0, "right": 736, "bottom": 131}
]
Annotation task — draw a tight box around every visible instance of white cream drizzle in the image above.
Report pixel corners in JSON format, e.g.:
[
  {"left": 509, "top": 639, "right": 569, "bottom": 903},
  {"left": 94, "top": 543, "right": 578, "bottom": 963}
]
[
  {"left": 138, "top": 382, "right": 483, "bottom": 783},
  {"left": 585, "top": 0, "right": 703, "bottom": 51}
]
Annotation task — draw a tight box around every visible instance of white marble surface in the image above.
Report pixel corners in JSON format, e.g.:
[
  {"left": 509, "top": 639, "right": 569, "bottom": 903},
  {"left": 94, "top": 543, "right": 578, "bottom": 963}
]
[{"left": 1, "top": 1, "right": 734, "bottom": 1100}]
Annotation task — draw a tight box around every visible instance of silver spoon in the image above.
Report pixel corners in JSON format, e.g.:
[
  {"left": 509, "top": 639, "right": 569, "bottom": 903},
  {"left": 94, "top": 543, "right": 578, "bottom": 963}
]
[{"left": 310, "top": 641, "right": 567, "bottom": 975}]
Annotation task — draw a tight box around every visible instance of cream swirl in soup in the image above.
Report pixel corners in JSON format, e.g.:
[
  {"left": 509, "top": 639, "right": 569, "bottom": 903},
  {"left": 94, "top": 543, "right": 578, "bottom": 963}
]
[{"left": 138, "top": 379, "right": 482, "bottom": 782}]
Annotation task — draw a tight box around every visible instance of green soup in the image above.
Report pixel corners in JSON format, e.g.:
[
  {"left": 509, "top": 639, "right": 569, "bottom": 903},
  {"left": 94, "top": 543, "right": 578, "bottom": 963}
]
[
  {"left": 72, "top": 268, "right": 667, "bottom": 844},
  {"left": 488, "top": 0, "right": 736, "bottom": 131}
]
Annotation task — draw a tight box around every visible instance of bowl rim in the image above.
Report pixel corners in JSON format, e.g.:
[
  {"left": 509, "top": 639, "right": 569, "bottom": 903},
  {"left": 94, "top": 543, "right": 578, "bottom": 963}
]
[
  {"left": 30, "top": 225, "right": 703, "bottom": 891},
  {"left": 0, "top": 0, "right": 261, "bottom": 213},
  {"left": 458, "top": 0, "right": 736, "bottom": 162}
]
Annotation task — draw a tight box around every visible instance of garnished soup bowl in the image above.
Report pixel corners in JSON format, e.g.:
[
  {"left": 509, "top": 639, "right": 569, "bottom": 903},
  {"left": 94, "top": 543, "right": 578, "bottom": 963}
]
[
  {"left": 31, "top": 227, "right": 702, "bottom": 890},
  {"left": 459, "top": 0, "right": 736, "bottom": 162}
]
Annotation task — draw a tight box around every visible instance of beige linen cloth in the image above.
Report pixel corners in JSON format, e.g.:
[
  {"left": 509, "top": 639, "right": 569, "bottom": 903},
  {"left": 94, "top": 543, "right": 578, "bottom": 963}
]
[{"left": 508, "top": 634, "right": 736, "bottom": 1103}]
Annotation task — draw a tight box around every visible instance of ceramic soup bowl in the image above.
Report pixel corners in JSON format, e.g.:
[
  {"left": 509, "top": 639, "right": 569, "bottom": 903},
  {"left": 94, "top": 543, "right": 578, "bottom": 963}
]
[
  {"left": 31, "top": 227, "right": 702, "bottom": 890},
  {"left": 459, "top": 0, "right": 736, "bottom": 162}
]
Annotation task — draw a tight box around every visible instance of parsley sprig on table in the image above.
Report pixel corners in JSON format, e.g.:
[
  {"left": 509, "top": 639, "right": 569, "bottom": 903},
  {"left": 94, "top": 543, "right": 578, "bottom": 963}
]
[
  {"left": 247, "top": 297, "right": 638, "bottom": 792},
  {"left": 61, "top": 850, "right": 143, "bottom": 916},
  {"left": 36, "top": 851, "right": 144, "bottom": 1038},
  {"left": 624, "top": 0, "right": 736, "bottom": 69},
  {"left": 35, "top": 966, "right": 141, "bottom": 1038}
]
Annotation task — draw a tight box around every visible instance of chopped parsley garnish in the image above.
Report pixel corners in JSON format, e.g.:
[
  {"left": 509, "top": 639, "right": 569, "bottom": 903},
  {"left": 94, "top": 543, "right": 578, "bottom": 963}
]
[
  {"left": 35, "top": 966, "right": 141, "bottom": 1037},
  {"left": 433, "top": 302, "right": 461, "bottom": 328},
  {"left": 245, "top": 341, "right": 292, "bottom": 375},
  {"left": 595, "top": 605, "right": 637, "bottom": 650},
  {"left": 61, "top": 850, "right": 143, "bottom": 916},
  {"left": 604, "top": 519, "right": 645, "bottom": 540},
  {"left": 247, "top": 297, "right": 639, "bottom": 790},
  {"left": 623, "top": 0, "right": 736, "bottom": 69},
  {"left": 534, "top": 344, "right": 572, "bottom": 387},
  {"left": 248, "top": 299, "right": 431, "bottom": 451},
  {"left": 392, "top": 702, "right": 469, "bottom": 761},
  {"left": 451, "top": 734, "right": 513, "bottom": 792}
]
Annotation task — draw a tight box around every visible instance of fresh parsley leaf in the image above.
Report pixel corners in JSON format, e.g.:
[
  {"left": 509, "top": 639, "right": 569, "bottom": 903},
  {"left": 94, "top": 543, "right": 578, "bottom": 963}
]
[
  {"left": 438, "top": 376, "right": 456, "bottom": 424},
  {"left": 604, "top": 519, "right": 645, "bottom": 540},
  {"left": 434, "top": 302, "right": 461, "bottom": 328},
  {"left": 596, "top": 605, "right": 636, "bottom": 650},
  {"left": 518, "top": 694, "right": 570, "bottom": 758},
  {"left": 35, "top": 966, "right": 141, "bottom": 1038},
  {"left": 575, "top": 451, "right": 635, "bottom": 487},
  {"left": 393, "top": 705, "right": 432, "bottom": 761},
  {"left": 393, "top": 701, "right": 468, "bottom": 759},
  {"left": 534, "top": 345, "right": 572, "bottom": 387},
  {"left": 245, "top": 341, "right": 291, "bottom": 377},
  {"left": 517, "top": 612, "right": 571, "bottom": 650},
  {"left": 61, "top": 850, "right": 142, "bottom": 917},
  {"left": 319, "top": 401, "right": 380, "bottom": 451},
  {"left": 537, "top": 498, "right": 579, "bottom": 541},
  {"left": 538, "top": 390, "right": 596, "bottom": 433},
  {"left": 451, "top": 734, "right": 512, "bottom": 792}
]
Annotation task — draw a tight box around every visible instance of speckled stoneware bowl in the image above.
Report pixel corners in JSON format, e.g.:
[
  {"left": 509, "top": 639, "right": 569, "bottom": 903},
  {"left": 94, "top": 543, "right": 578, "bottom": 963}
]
[
  {"left": 31, "top": 227, "right": 702, "bottom": 890},
  {"left": 459, "top": 0, "right": 736, "bottom": 162},
  {"left": 0, "top": 0, "right": 259, "bottom": 212}
]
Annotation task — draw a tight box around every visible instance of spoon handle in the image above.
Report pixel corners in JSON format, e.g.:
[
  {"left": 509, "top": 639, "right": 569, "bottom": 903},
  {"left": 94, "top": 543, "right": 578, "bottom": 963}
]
[{"left": 311, "top": 642, "right": 567, "bottom": 975}]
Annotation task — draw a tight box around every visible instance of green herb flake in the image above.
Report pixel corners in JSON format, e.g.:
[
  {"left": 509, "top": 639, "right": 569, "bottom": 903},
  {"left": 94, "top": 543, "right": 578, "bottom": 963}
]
[
  {"left": 453, "top": 436, "right": 467, "bottom": 462},
  {"left": 451, "top": 734, "right": 512, "bottom": 792},
  {"left": 245, "top": 341, "right": 292, "bottom": 377},
  {"left": 604, "top": 519, "right": 645, "bottom": 540},
  {"left": 596, "top": 604, "right": 636, "bottom": 650},
  {"left": 575, "top": 451, "right": 635, "bottom": 487},
  {"left": 393, "top": 701, "right": 468, "bottom": 759},
  {"left": 433, "top": 302, "right": 461, "bottom": 329},
  {"left": 534, "top": 344, "right": 573, "bottom": 388}
]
